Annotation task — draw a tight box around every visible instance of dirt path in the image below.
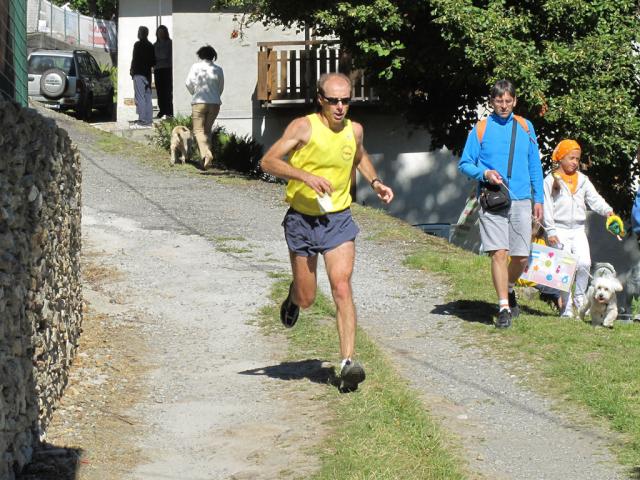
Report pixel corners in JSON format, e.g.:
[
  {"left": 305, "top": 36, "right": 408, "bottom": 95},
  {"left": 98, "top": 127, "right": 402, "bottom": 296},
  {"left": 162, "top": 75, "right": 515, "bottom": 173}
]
[
  {"left": 31, "top": 107, "right": 629, "bottom": 479},
  {"left": 81, "top": 207, "right": 325, "bottom": 479}
]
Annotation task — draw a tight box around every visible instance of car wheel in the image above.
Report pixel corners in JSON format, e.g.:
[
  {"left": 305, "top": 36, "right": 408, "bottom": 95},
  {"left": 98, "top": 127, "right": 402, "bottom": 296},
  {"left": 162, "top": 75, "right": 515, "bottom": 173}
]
[{"left": 39, "top": 68, "right": 68, "bottom": 100}]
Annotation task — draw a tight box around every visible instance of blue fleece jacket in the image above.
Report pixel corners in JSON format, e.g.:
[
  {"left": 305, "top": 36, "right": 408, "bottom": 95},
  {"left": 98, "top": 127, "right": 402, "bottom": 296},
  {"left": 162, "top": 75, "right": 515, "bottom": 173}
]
[
  {"left": 632, "top": 187, "right": 640, "bottom": 234},
  {"left": 458, "top": 113, "right": 544, "bottom": 204}
]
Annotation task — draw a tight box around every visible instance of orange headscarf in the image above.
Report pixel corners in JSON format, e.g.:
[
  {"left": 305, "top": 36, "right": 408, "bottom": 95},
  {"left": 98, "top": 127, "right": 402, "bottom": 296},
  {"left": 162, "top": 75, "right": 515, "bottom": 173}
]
[{"left": 551, "top": 139, "right": 581, "bottom": 162}]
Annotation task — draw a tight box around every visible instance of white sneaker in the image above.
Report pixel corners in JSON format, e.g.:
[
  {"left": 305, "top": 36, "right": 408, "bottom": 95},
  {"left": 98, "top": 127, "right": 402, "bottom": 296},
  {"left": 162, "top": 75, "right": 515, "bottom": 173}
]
[{"left": 130, "top": 122, "right": 152, "bottom": 130}]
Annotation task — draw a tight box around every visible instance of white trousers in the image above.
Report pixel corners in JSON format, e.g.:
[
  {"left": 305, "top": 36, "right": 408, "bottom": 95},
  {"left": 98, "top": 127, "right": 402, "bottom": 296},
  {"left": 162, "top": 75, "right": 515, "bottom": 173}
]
[{"left": 555, "top": 226, "right": 591, "bottom": 315}]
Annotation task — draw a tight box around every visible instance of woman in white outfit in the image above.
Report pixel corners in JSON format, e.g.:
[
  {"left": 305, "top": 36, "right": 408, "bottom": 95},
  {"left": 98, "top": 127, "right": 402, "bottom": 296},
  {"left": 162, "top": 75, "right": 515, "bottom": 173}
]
[
  {"left": 185, "top": 45, "right": 224, "bottom": 169},
  {"left": 543, "top": 139, "right": 614, "bottom": 317}
]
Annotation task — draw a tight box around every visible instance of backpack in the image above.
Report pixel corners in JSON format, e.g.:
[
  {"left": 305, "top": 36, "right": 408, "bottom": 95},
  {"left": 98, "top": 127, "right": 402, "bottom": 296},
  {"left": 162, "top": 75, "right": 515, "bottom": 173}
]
[{"left": 476, "top": 115, "right": 530, "bottom": 143}]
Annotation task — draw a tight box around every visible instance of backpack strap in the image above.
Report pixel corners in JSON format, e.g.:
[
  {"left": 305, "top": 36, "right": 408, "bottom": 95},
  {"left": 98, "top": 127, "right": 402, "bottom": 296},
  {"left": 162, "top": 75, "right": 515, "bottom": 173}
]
[{"left": 476, "top": 115, "right": 530, "bottom": 143}]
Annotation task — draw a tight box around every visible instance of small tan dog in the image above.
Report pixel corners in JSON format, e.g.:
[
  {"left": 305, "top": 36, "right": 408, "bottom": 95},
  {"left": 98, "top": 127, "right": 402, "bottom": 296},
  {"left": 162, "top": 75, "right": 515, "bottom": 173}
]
[{"left": 170, "top": 125, "right": 194, "bottom": 165}]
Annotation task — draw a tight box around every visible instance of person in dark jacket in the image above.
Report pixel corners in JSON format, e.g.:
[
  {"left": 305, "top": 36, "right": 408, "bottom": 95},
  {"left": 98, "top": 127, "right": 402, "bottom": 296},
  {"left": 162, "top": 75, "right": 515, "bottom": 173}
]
[
  {"left": 130, "top": 26, "right": 155, "bottom": 128},
  {"left": 154, "top": 25, "right": 173, "bottom": 118}
]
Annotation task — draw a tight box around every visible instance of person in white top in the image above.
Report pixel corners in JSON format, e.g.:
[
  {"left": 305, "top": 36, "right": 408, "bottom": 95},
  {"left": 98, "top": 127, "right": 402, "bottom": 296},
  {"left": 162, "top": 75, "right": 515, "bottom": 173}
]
[
  {"left": 543, "top": 139, "right": 615, "bottom": 317},
  {"left": 185, "top": 45, "right": 224, "bottom": 169}
]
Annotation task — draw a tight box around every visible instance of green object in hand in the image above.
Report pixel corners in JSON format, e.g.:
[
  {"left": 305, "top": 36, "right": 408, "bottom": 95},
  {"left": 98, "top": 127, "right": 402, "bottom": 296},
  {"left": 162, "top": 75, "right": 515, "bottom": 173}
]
[
  {"left": 609, "top": 222, "right": 621, "bottom": 235},
  {"left": 605, "top": 215, "right": 625, "bottom": 237}
]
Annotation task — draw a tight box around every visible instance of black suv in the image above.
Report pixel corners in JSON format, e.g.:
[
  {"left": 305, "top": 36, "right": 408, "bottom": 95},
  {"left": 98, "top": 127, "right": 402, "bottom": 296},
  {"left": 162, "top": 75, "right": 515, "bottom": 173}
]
[{"left": 27, "top": 49, "right": 114, "bottom": 120}]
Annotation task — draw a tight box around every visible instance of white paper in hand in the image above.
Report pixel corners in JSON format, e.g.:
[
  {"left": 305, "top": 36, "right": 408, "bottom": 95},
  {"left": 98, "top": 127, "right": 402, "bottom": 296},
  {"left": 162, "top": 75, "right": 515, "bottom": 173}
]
[{"left": 316, "top": 193, "right": 333, "bottom": 213}]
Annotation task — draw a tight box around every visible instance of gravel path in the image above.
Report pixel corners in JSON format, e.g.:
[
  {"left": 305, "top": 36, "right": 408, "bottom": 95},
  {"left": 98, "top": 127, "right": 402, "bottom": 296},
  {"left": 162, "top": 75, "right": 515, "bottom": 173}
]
[{"left": 45, "top": 108, "right": 628, "bottom": 479}]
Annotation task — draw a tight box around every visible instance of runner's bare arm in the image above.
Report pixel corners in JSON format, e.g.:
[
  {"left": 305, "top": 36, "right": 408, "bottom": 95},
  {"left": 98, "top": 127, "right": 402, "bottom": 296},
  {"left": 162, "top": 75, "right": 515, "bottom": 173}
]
[
  {"left": 352, "top": 122, "right": 394, "bottom": 204},
  {"left": 260, "top": 117, "right": 333, "bottom": 195}
]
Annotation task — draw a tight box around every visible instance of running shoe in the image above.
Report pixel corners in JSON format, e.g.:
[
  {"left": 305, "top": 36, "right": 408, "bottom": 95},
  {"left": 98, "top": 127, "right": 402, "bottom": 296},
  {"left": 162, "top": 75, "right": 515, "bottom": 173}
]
[
  {"left": 280, "top": 283, "right": 299, "bottom": 328},
  {"left": 339, "top": 359, "right": 366, "bottom": 392},
  {"left": 496, "top": 309, "right": 512, "bottom": 329}
]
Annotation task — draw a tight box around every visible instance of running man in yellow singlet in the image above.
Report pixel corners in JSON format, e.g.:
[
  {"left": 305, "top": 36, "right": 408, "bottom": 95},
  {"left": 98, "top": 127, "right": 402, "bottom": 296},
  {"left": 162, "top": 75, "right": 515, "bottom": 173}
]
[{"left": 261, "top": 73, "right": 393, "bottom": 392}]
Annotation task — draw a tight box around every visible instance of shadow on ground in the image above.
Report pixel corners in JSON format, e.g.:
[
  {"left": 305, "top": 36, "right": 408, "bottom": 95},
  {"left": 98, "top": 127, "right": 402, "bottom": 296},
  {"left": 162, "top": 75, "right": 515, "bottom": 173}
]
[
  {"left": 432, "top": 299, "right": 552, "bottom": 325},
  {"left": 432, "top": 300, "right": 495, "bottom": 325},
  {"left": 17, "top": 444, "right": 82, "bottom": 480},
  {"left": 240, "top": 359, "right": 337, "bottom": 386}
]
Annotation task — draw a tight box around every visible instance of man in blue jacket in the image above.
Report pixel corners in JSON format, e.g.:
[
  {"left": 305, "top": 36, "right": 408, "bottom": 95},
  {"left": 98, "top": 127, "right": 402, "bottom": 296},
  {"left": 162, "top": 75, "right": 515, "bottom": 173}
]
[{"left": 458, "top": 80, "right": 544, "bottom": 328}]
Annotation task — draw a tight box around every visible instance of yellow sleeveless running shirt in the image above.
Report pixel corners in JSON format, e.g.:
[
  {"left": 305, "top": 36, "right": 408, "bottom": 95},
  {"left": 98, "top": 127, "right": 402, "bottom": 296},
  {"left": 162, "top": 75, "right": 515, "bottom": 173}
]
[{"left": 286, "top": 113, "right": 357, "bottom": 216}]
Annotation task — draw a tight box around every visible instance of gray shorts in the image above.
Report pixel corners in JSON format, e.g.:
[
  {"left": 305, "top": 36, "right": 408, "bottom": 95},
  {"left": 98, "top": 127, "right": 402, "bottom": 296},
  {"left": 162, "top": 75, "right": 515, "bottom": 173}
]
[
  {"left": 282, "top": 208, "right": 359, "bottom": 257},
  {"left": 479, "top": 199, "right": 532, "bottom": 256}
]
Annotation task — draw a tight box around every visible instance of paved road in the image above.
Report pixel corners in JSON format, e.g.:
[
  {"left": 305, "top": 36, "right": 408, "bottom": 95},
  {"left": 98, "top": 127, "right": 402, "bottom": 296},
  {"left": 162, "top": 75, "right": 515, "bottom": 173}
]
[{"left": 46, "top": 107, "right": 628, "bottom": 479}]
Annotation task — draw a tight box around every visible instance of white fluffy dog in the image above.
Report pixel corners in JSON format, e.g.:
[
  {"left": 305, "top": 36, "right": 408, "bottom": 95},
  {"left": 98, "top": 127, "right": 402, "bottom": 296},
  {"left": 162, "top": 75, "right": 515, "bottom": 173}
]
[
  {"left": 579, "top": 274, "right": 623, "bottom": 328},
  {"left": 170, "top": 125, "right": 194, "bottom": 165}
]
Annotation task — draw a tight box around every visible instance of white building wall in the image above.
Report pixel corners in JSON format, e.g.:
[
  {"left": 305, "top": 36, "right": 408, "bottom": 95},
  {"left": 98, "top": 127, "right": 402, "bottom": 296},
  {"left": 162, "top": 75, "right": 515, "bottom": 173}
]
[
  {"left": 351, "top": 112, "right": 469, "bottom": 225},
  {"left": 117, "top": 0, "right": 172, "bottom": 124},
  {"left": 172, "top": 7, "right": 305, "bottom": 138}
]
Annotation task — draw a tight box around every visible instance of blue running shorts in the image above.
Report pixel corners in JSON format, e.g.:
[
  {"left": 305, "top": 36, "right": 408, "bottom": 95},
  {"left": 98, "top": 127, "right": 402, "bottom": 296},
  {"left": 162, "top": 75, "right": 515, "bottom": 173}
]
[{"left": 282, "top": 208, "right": 360, "bottom": 257}]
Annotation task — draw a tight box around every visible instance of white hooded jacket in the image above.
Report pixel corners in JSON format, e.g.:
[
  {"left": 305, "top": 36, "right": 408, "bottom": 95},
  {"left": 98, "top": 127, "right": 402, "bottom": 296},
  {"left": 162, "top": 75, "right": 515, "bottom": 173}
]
[
  {"left": 543, "top": 171, "right": 612, "bottom": 237},
  {"left": 185, "top": 60, "right": 224, "bottom": 105}
]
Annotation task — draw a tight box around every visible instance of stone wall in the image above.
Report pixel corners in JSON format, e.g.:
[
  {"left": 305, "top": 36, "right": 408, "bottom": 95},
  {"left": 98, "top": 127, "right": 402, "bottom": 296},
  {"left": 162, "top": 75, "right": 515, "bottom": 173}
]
[{"left": 0, "top": 100, "right": 82, "bottom": 479}]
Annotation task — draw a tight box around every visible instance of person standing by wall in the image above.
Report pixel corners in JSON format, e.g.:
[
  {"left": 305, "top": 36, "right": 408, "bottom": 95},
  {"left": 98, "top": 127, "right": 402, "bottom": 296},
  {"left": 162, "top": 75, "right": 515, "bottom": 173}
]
[
  {"left": 154, "top": 25, "right": 173, "bottom": 119},
  {"left": 458, "top": 79, "right": 544, "bottom": 328},
  {"left": 260, "top": 73, "right": 394, "bottom": 392},
  {"left": 185, "top": 45, "right": 224, "bottom": 169},
  {"left": 130, "top": 26, "right": 155, "bottom": 128}
]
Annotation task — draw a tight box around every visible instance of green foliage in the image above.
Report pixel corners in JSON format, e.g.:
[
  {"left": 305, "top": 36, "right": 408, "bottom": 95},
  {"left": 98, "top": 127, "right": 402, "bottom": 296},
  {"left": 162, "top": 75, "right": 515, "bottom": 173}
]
[
  {"left": 210, "top": 125, "right": 275, "bottom": 180},
  {"left": 213, "top": 0, "right": 640, "bottom": 215},
  {"left": 50, "top": 0, "right": 117, "bottom": 18},
  {"left": 99, "top": 63, "right": 117, "bottom": 101},
  {"left": 151, "top": 117, "right": 278, "bottom": 181}
]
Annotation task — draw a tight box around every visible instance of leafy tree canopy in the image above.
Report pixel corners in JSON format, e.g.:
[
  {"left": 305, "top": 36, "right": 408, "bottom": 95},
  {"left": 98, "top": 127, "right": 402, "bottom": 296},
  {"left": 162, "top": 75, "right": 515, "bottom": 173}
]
[
  {"left": 50, "top": 0, "right": 117, "bottom": 20},
  {"left": 214, "top": 0, "right": 640, "bottom": 214}
]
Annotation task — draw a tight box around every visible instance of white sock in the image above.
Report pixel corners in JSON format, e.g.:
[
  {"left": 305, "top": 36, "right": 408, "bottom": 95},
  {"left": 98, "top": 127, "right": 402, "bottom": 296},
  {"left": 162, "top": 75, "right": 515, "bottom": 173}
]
[
  {"left": 341, "top": 358, "right": 351, "bottom": 370},
  {"left": 499, "top": 299, "right": 510, "bottom": 312}
]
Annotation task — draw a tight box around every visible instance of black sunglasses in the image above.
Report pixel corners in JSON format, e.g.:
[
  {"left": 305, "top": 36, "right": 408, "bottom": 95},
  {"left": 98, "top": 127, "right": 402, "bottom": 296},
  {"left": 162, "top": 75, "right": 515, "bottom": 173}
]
[{"left": 320, "top": 94, "right": 351, "bottom": 105}]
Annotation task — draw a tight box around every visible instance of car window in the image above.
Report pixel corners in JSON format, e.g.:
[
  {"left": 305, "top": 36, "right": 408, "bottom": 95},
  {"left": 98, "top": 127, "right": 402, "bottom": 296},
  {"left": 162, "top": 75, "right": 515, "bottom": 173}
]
[
  {"left": 76, "top": 54, "right": 91, "bottom": 76},
  {"left": 28, "top": 55, "right": 75, "bottom": 75},
  {"left": 63, "top": 57, "right": 76, "bottom": 76},
  {"left": 88, "top": 55, "right": 103, "bottom": 77},
  {"left": 77, "top": 53, "right": 100, "bottom": 77}
]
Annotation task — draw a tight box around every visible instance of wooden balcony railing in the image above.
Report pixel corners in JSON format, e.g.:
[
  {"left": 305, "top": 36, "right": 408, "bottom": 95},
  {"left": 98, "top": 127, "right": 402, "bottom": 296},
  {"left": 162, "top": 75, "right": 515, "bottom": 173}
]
[{"left": 257, "top": 40, "right": 377, "bottom": 104}]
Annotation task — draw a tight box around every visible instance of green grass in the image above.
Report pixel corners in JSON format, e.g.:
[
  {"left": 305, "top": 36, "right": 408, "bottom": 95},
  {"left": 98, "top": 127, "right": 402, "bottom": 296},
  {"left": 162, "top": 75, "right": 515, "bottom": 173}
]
[
  {"left": 214, "top": 236, "right": 245, "bottom": 242},
  {"left": 94, "top": 131, "right": 168, "bottom": 168},
  {"left": 359, "top": 206, "right": 640, "bottom": 468},
  {"left": 260, "top": 276, "right": 466, "bottom": 479},
  {"left": 217, "top": 245, "right": 251, "bottom": 254},
  {"left": 214, "top": 236, "right": 251, "bottom": 254}
]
